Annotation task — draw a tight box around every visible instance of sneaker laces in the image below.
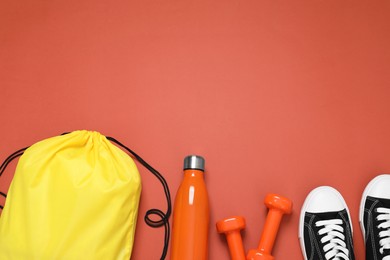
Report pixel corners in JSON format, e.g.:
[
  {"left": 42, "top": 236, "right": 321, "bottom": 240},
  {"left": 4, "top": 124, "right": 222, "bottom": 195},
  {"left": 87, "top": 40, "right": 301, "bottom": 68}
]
[
  {"left": 315, "top": 219, "right": 350, "bottom": 260},
  {"left": 376, "top": 207, "right": 390, "bottom": 260}
]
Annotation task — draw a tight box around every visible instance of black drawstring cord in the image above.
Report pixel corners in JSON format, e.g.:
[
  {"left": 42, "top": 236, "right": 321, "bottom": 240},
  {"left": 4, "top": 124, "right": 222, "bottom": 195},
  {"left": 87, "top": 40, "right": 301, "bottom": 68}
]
[
  {"left": 107, "top": 136, "right": 172, "bottom": 260},
  {"left": 0, "top": 192, "right": 6, "bottom": 209},
  {"left": 0, "top": 147, "right": 29, "bottom": 208},
  {"left": 0, "top": 147, "right": 28, "bottom": 177}
]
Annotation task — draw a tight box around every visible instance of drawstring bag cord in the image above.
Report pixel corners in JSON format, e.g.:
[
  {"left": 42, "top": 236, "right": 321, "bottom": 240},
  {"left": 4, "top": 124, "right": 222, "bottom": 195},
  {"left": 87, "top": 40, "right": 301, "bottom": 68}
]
[
  {"left": 0, "top": 147, "right": 29, "bottom": 209},
  {"left": 0, "top": 136, "right": 172, "bottom": 260},
  {"left": 107, "top": 136, "right": 172, "bottom": 260}
]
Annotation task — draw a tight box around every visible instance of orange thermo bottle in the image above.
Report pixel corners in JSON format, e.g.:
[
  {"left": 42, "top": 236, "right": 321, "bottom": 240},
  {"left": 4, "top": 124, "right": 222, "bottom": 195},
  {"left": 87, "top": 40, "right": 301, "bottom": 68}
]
[{"left": 170, "top": 155, "right": 209, "bottom": 260}]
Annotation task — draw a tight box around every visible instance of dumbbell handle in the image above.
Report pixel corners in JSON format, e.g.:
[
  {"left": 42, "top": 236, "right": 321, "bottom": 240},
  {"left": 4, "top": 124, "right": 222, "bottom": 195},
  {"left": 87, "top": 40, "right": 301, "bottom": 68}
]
[
  {"left": 257, "top": 209, "right": 283, "bottom": 252},
  {"left": 226, "top": 231, "right": 246, "bottom": 260}
]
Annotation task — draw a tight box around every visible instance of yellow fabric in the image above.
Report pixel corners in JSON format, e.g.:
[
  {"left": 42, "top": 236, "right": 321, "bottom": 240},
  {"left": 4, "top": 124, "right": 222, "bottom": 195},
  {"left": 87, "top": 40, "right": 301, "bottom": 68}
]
[{"left": 0, "top": 130, "right": 142, "bottom": 260}]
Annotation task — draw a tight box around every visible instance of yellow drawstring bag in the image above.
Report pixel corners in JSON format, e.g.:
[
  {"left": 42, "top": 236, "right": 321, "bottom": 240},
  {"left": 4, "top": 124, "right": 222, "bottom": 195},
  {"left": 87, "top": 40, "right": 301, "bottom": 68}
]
[{"left": 0, "top": 130, "right": 171, "bottom": 260}]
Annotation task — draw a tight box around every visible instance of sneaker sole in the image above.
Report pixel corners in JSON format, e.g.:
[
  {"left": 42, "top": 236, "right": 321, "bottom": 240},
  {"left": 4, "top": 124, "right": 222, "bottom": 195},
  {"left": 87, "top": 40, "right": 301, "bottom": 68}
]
[{"left": 299, "top": 186, "right": 352, "bottom": 260}]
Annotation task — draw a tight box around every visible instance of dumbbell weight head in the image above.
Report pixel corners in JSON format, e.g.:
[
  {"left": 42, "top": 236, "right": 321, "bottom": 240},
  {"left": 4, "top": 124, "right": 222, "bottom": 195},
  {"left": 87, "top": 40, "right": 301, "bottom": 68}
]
[
  {"left": 247, "top": 250, "right": 274, "bottom": 260},
  {"left": 217, "top": 216, "right": 246, "bottom": 233},
  {"left": 264, "top": 194, "right": 292, "bottom": 214}
]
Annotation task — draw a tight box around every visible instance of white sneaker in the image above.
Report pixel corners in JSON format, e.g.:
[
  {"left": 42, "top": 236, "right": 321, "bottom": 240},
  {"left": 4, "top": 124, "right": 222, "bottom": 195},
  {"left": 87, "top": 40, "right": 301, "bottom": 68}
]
[
  {"left": 299, "top": 186, "right": 355, "bottom": 260},
  {"left": 360, "top": 174, "right": 390, "bottom": 260}
]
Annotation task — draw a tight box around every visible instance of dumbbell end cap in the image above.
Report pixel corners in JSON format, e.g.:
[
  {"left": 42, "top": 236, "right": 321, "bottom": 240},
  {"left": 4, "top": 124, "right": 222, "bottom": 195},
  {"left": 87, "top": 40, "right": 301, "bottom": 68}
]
[
  {"left": 246, "top": 249, "right": 274, "bottom": 260},
  {"left": 216, "top": 216, "right": 246, "bottom": 233},
  {"left": 264, "top": 193, "right": 293, "bottom": 214}
]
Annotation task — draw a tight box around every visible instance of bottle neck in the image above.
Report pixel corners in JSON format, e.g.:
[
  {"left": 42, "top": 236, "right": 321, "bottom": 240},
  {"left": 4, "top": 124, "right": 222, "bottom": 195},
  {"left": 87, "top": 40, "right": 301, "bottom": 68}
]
[{"left": 183, "top": 169, "right": 204, "bottom": 178}]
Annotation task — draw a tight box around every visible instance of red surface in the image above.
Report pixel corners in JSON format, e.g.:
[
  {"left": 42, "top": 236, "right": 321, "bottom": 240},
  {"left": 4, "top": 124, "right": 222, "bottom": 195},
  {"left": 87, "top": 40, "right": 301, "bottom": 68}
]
[{"left": 1, "top": 0, "right": 390, "bottom": 259}]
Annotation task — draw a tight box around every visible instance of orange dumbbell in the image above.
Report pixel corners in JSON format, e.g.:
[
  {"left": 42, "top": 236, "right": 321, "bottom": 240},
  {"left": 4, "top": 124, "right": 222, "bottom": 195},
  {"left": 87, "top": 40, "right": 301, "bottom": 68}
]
[
  {"left": 216, "top": 216, "right": 246, "bottom": 260},
  {"left": 247, "top": 194, "right": 292, "bottom": 260}
]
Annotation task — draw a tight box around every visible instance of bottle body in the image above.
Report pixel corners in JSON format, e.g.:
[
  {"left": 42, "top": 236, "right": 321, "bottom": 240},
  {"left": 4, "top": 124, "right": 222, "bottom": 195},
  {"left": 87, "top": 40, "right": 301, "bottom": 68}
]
[{"left": 171, "top": 169, "right": 209, "bottom": 260}]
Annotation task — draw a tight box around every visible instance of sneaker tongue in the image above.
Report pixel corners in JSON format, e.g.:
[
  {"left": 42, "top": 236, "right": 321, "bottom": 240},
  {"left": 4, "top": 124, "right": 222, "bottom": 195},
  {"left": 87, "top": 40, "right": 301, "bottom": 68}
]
[
  {"left": 312, "top": 210, "right": 344, "bottom": 221},
  {"left": 376, "top": 197, "right": 390, "bottom": 208}
]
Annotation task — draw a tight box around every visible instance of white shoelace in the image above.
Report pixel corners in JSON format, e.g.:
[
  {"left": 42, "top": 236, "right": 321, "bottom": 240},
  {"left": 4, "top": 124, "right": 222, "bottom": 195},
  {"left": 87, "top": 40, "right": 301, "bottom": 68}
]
[
  {"left": 315, "top": 219, "right": 350, "bottom": 260},
  {"left": 376, "top": 207, "right": 390, "bottom": 260}
]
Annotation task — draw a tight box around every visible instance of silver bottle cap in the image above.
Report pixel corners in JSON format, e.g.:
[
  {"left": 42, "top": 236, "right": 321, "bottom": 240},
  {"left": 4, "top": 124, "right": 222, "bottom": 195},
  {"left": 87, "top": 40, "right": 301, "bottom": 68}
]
[{"left": 183, "top": 155, "right": 205, "bottom": 171}]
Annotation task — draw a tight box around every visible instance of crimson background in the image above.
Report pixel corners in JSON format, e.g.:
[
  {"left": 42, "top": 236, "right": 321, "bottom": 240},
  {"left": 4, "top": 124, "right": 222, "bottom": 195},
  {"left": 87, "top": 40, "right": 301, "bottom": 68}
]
[{"left": 1, "top": 0, "right": 390, "bottom": 259}]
